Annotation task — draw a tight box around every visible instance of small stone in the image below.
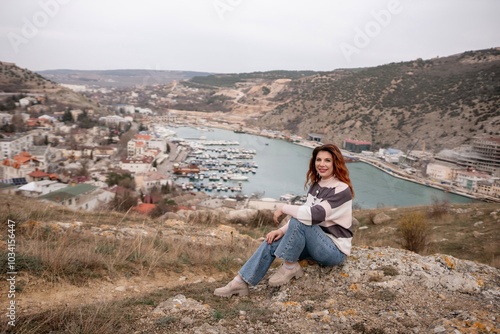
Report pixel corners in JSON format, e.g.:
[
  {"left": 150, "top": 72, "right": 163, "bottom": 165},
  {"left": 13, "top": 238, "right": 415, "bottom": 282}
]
[{"left": 433, "top": 325, "right": 446, "bottom": 333}]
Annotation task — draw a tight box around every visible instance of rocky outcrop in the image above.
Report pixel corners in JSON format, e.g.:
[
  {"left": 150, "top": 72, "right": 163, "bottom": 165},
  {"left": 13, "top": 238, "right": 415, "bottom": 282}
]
[{"left": 151, "top": 246, "right": 499, "bottom": 334}]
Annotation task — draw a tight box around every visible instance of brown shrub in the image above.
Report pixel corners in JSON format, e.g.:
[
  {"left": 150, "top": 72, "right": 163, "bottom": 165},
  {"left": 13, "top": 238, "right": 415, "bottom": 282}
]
[{"left": 398, "top": 211, "right": 432, "bottom": 254}]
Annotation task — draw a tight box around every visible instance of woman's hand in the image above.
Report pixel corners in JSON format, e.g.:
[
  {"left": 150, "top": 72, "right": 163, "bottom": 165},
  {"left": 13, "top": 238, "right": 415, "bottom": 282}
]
[
  {"left": 273, "top": 207, "right": 284, "bottom": 224},
  {"left": 265, "top": 229, "right": 284, "bottom": 244}
]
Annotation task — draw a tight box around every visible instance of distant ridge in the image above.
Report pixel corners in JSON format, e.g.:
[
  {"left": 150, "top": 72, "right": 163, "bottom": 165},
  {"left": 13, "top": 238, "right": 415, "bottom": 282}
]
[{"left": 37, "top": 69, "right": 213, "bottom": 88}]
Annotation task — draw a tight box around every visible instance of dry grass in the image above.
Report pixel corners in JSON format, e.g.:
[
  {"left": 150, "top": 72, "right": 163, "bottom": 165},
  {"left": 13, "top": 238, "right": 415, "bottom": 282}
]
[
  {"left": 1, "top": 223, "right": 255, "bottom": 285},
  {"left": 353, "top": 202, "right": 500, "bottom": 268},
  {"left": 0, "top": 192, "right": 499, "bottom": 333},
  {"left": 1, "top": 301, "right": 133, "bottom": 334},
  {"left": 2, "top": 194, "right": 498, "bottom": 287},
  {"left": 0, "top": 198, "right": 261, "bottom": 333},
  {"left": 0, "top": 193, "right": 148, "bottom": 228},
  {"left": 0, "top": 193, "right": 257, "bottom": 285},
  {"left": 186, "top": 209, "right": 227, "bottom": 227}
]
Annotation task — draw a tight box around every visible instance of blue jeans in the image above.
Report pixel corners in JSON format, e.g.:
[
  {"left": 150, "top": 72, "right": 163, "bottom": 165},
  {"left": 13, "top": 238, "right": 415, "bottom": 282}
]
[{"left": 238, "top": 217, "right": 346, "bottom": 286}]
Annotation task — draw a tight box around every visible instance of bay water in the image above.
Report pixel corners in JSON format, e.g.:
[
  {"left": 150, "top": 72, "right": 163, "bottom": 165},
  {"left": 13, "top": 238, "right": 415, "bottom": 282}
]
[{"left": 168, "top": 126, "right": 476, "bottom": 209}]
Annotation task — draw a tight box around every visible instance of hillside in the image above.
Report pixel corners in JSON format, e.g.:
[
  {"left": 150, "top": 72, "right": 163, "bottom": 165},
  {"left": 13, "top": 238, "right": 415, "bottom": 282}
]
[
  {"left": 187, "top": 70, "right": 317, "bottom": 88},
  {"left": 257, "top": 48, "right": 500, "bottom": 151},
  {"left": 0, "top": 193, "right": 498, "bottom": 333},
  {"left": 178, "top": 48, "right": 500, "bottom": 152},
  {"left": 0, "top": 62, "right": 106, "bottom": 113}
]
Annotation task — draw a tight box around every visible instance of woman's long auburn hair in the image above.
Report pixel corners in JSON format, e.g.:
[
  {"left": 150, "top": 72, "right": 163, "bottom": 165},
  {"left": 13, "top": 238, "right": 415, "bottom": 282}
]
[{"left": 304, "top": 143, "right": 355, "bottom": 197}]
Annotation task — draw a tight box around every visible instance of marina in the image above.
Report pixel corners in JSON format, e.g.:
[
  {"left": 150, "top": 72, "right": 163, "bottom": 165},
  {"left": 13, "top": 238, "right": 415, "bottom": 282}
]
[{"left": 171, "top": 139, "right": 258, "bottom": 196}]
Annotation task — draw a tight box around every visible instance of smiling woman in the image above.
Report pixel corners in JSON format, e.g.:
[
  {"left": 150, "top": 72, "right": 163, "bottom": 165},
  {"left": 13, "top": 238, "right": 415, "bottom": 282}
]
[{"left": 214, "top": 142, "right": 354, "bottom": 297}]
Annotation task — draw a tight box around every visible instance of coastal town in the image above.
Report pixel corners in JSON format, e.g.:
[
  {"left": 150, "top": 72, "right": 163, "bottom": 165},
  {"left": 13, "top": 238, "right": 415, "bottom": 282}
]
[{"left": 1, "top": 94, "right": 499, "bottom": 216}]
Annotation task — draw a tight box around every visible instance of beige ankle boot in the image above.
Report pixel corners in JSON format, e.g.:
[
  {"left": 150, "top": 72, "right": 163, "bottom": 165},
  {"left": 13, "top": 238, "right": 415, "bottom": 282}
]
[
  {"left": 214, "top": 280, "right": 249, "bottom": 297},
  {"left": 268, "top": 264, "right": 303, "bottom": 287}
]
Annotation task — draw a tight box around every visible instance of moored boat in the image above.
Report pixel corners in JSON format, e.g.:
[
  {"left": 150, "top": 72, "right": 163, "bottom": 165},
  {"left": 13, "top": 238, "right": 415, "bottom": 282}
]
[{"left": 228, "top": 174, "right": 249, "bottom": 181}]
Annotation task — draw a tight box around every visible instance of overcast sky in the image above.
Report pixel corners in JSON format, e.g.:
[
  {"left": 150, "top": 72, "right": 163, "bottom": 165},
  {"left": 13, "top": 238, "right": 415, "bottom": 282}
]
[{"left": 1, "top": 0, "right": 499, "bottom": 73}]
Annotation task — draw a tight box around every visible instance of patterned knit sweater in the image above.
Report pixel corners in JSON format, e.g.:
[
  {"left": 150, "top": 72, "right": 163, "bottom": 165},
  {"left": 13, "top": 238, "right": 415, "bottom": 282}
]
[{"left": 280, "top": 176, "right": 354, "bottom": 255}]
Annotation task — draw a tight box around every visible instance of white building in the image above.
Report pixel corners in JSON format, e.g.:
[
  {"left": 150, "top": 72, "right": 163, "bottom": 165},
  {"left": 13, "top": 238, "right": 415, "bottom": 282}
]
[
  {"left": 99, "top": 115, "right": 129, "bottom": 126},
  {"left": 61, "top": 84, "right": 87, "bottom": 92},
  {"left": 17, "top": 180, "right": 67, "bottom": 197},
  {"left": 127, "top": 134, "right": 167, "bottom": 158},
  {"left": 378, "top": 148, "right": 402, "bottom": 164},
  {"left": 115, "top": 104, "right": 135, "bottom": 114},
  {"left": 455, "top": 170, "right": 491, "bottom": 191},
  {"left": 134, "top": 171, "right": 171, "bottom": 192},
  {"left": 120, "top": 156, "right": 154, "bottom": 174},
  {"left": 136, "top": 107, "right": 153, "bottom": 115},
  {"left": 19, "top": 97, "right": 33, "bottom": 108},
  {"left": 39, "top": 183, "right": 114, "bottom": 211},
  {"left": 127, "top": 140, "right": 146, "bottom": 157},
  {"left": 148, "top": 138, "right": 167, "bottom": 153},
  {"left": 0, "top": 132, "right": 35, "bottom": 158},
  {"left": 476, "top": 179, "right": 500, "bottom": 198},
  {"left": 426, "top": 162, "right": 460, "bottom": 182}
]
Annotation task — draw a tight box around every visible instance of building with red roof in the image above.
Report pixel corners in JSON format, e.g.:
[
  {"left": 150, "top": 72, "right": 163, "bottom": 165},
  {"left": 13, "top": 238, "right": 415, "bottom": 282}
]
[{"left": 1, "top": 151, "right": 45, "bottom": 179}]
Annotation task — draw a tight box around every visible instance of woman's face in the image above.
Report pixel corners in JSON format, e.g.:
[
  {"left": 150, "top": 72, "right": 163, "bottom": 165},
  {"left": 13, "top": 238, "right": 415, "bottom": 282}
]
[{"left": 315, "top": 150, "right": 334, "bottom": 179}]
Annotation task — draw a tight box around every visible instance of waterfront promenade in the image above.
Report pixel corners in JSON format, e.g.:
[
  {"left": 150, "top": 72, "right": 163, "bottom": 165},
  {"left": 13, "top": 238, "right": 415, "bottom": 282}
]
[{"left": 355, "top": 155, "right": 499, "bottom": 204}]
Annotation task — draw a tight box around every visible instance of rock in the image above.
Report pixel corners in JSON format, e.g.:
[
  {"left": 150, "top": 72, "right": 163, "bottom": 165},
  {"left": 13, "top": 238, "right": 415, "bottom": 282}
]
[
  {"left": 153, "top": 294, "right": 209, "bottom": 315},
  {"left": 372, "top": 212, "right": 391, "bottom": 224},
  {"left": 143, "top": 245, "right": 500, "bottom": 333},
  {"left": 228, "top": 208, "right": 257, "bottom": 221},
  {"left": 433, "top": 325, "right": 447, "bottom": 333},
  {"left": 473, "top": 231, "right": 483, "bottom": 238}
]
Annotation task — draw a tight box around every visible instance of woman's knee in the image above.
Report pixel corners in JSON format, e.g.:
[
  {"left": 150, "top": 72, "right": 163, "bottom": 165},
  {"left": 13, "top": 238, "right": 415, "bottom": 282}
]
[{"left": 288, "top": 217, "right": 300, "bottom": 228}]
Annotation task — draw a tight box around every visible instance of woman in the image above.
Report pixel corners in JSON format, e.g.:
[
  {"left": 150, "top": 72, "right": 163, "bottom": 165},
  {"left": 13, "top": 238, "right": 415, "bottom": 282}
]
[{"left": 214, "top": 143, "right": 355, "bottom": 297}]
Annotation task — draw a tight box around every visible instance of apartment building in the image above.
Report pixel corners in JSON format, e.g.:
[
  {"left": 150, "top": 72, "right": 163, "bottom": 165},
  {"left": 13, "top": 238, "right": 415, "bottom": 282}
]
[
  {"left": 455, "top": 170, "right": 491, "bottom": 191},
  {"left": 127, "top": 134, "right": 166, "bottom": 157},
  {"left": 0, "top": 132, "right": 35, "bottom": 158},
  {"left": 457, "top": 137, "right": 500, "bottom": 175},
  {"left": 476, "top": 179, "right": 500, "bottom": 198},
  {"left": 120, "top": 156, "right": 154, "bottom": 174}
]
